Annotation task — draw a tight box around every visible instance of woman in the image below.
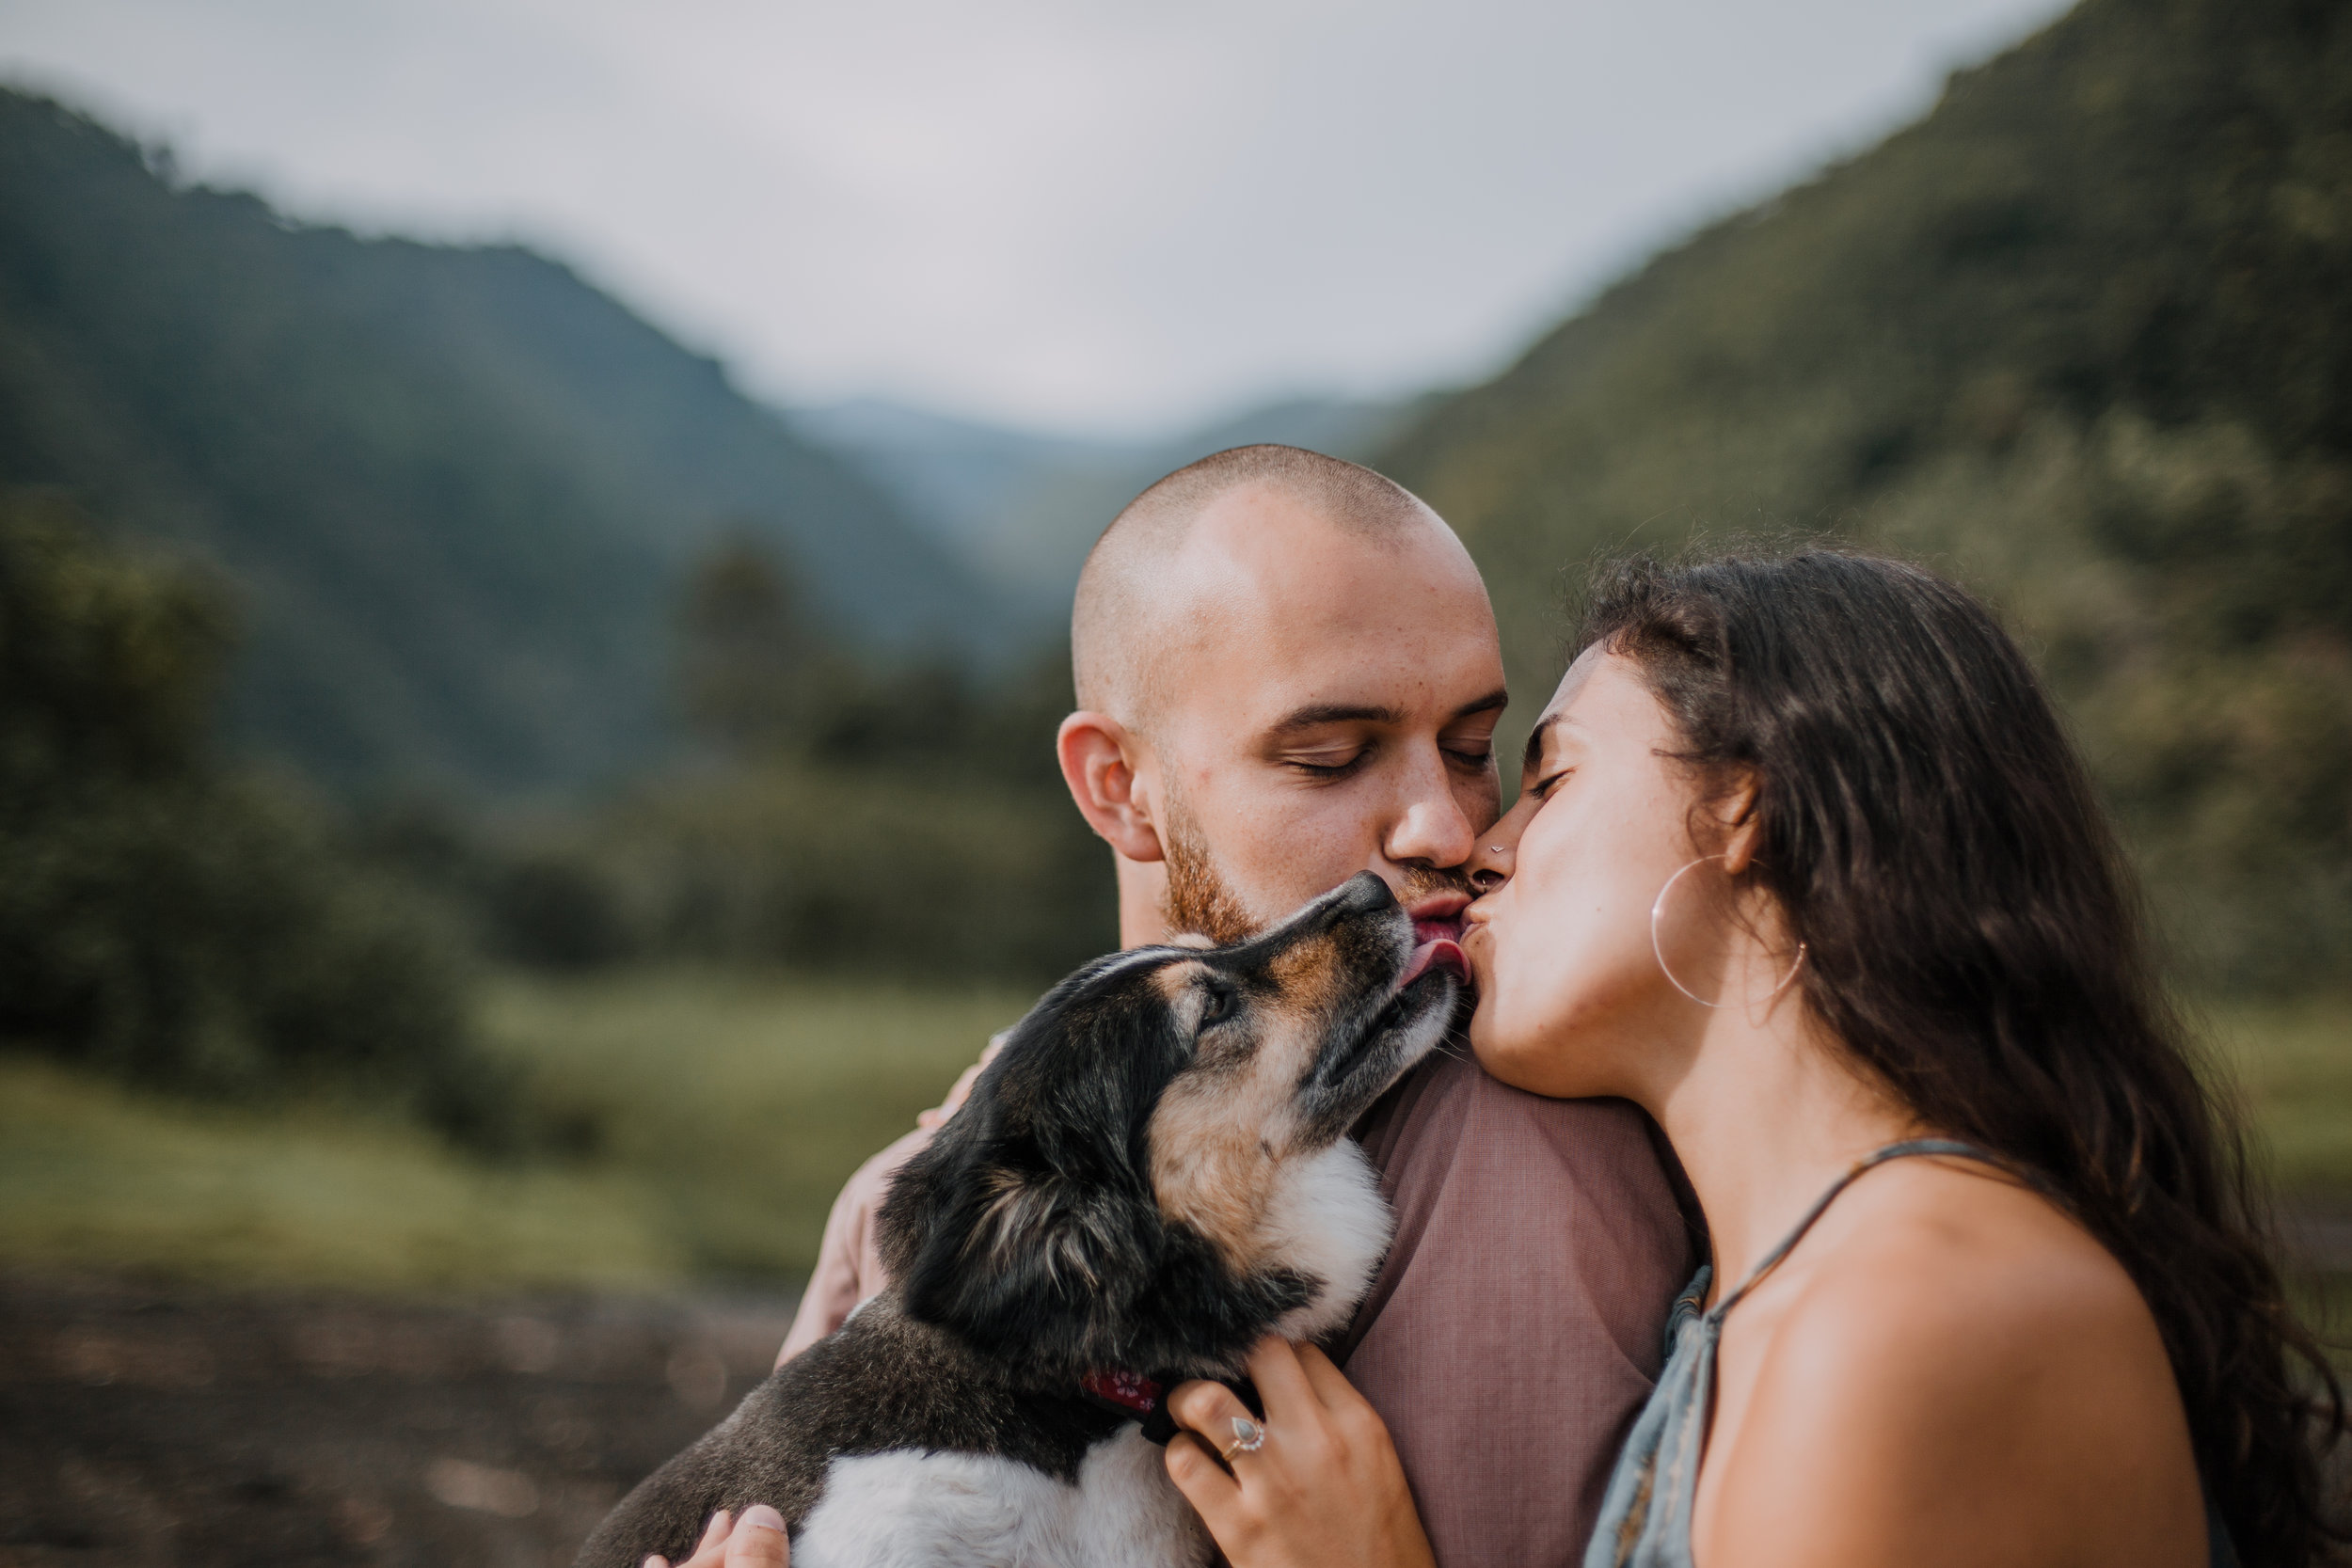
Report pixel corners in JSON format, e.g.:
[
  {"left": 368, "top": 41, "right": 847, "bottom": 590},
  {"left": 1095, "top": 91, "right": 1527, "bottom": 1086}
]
[{"left": 1161, "top": 549, "right": 2341, "bottom": 1567}]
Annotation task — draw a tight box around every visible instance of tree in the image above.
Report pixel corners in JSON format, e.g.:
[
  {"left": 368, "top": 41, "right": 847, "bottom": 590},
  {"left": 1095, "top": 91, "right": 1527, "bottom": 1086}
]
[{"left": 676, "top": 536, "right": 826, "bottom": 762}]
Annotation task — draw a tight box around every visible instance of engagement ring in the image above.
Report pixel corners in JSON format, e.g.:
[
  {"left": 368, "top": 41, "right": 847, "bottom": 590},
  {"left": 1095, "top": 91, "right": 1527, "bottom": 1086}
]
[{"left": 1217, "top": 1416, "right": 1266, "bottom": 1463}]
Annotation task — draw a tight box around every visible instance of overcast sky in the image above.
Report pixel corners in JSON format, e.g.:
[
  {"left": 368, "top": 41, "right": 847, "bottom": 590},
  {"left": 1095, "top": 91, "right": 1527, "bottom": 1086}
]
[{"left": 3, "top": 0, "right": 2070, "bottom": 436}]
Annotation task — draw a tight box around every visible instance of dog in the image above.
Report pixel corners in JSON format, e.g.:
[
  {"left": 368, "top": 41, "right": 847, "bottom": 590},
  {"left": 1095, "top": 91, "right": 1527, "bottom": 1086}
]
[{"left": 574, "top": 871, "right": 1465, "bottom": 1568}]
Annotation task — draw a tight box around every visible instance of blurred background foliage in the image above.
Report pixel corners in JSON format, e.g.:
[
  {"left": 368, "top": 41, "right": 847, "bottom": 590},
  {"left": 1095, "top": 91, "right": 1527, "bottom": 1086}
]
[
  {"left": 1383, "top": 0, "right": 2352, "bottom": 994},
  {"left": 0, "top": 0, "right": 2346, "bottom": 1291},
  {"left": 0, "top": 494, "right": 502, "bottom": 1140}
]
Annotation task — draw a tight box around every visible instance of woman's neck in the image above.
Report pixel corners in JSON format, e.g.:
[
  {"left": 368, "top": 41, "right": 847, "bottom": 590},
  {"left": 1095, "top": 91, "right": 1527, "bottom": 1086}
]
[{"left": 1646, "top": 998, "right": 1920, "bottom": 1303}]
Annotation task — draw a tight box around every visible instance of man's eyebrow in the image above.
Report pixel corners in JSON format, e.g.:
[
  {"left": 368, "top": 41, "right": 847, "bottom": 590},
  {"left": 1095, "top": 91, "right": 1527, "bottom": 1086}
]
[
  {"left": 1269, "top": 688, "right": 1509, "bottom": 736},
  {"left": 1453, "top": 688, "right": 1509, "bottom": 721},
  {"left": 1270, "top": 702, "right": 1406, "bottom": 734}
]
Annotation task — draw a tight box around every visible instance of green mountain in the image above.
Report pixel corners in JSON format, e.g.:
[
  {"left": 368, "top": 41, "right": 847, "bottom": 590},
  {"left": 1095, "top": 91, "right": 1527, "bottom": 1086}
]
[
  {"left": 0, "top": 88, "right": 1004, "bottom": 795},
  {"left": 1381, "top": 0, "right": 2351, "bottom": 991}
]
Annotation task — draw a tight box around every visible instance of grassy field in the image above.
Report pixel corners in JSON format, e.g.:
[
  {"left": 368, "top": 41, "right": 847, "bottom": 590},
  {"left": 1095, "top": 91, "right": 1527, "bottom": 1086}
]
[
  {"left": 1, "top": 973, "right": 2344, "bottom": 1297},
  {"left": 0, "top": 1054, "right": 680, "bottom": 1290},
  {"left": 2205, "top": 1000, "right": 2352, "bottom": 1200},
  {"left": 478, "top": 967, "right": 1031, "bottom": 1278},
  {"left": 1, "top": 967, "right": 1034, "bottom": 1292}
]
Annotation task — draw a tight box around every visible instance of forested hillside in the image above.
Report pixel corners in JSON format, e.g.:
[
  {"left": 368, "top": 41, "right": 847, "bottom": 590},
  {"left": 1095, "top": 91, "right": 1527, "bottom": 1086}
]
[
  {"left": 0, "top": 90, "right": 1001, "bottom": 795},
  {"left": 1383, "top": 0, "right": 2352, "bottom": 992}
]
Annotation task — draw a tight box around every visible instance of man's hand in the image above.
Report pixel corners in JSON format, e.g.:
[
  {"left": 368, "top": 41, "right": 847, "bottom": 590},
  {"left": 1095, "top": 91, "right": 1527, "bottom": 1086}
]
[
  {"left": 1165, "top": 1338, "right": 1435, "bottom": 1568},
  {"left": 644, "top": 1506, "right": 787, "bottom": 1568}
]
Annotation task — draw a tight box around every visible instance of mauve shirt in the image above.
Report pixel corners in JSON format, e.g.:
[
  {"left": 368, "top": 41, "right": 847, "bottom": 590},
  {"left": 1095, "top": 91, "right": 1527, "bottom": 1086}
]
[{"left": 778, "top": 1049, "right": 1694, "bottom": 1568}]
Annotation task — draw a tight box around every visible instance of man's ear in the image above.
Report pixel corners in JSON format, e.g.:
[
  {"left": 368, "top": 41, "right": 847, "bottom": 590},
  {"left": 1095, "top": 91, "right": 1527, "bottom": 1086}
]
[{"left": 1057, "top": 711, "right": 1165, "bottom": 863}]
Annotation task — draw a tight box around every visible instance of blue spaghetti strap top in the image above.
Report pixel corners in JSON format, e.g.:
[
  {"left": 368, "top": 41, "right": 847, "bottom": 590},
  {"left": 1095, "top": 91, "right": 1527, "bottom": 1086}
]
[{"left": 1582, "top": 1138, "right": 2238, "bottom": 1568}]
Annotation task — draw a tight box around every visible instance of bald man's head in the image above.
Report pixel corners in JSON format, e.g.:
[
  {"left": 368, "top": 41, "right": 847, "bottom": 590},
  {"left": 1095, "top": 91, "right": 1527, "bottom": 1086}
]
[{"left": 1073, "top": 445, "right": 1445, "bottom": 723}]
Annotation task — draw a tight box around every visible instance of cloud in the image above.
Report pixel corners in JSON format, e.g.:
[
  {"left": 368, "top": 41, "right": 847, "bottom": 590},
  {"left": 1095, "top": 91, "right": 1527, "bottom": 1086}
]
[{"left": 0, "top": 0, "right": 2070, "bottom": 433}]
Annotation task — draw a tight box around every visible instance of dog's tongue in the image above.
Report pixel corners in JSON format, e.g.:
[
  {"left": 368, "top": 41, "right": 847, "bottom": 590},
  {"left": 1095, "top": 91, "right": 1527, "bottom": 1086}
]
[{"left": 1399, "top": 935, "right": 1469, "bottom": 989}]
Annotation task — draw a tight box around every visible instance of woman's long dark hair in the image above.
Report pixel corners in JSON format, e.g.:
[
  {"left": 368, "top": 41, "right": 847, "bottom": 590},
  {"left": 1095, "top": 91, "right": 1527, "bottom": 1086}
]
[{"left": 1578, "top": 546, "right": 2342, "bottom": 1564}]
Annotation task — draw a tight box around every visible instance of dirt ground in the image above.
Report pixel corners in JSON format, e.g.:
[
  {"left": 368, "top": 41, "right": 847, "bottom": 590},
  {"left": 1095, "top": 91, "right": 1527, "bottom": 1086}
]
[
  {"left": 5, "top": 1253, "right": 2345, "bottom": 1568},
  {"left": 0, "top": 1275, "right": 799, "bottom": 1568}
]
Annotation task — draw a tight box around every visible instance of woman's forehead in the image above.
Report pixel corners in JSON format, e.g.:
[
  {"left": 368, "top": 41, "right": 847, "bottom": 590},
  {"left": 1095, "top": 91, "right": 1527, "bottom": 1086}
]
[{"left": 1531, "top": 650, "right": 1668, "bottom": 756}]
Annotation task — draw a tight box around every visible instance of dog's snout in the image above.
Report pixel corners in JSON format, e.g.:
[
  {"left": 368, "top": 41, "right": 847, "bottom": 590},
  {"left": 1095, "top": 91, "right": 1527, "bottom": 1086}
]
[
  {"left": 1322, "top": 871, "right": 1398, "bottom": 925},
  {"left": 1276, "top": 871, "right": 1408, "bottom": 956}
]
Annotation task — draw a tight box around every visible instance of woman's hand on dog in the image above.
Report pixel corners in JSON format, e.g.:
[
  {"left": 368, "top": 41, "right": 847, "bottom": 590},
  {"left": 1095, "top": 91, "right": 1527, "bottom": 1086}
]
[
  {"left": 1166, "top": 1338, "right": 1435, "bottom": 1568},
  {"left": 644, "top": 1506, "right": 787, "bottom": 1568}
]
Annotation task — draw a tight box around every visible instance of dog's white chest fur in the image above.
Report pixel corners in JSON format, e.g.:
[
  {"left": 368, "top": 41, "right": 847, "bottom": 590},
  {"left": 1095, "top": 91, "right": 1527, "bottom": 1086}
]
[
  {"left": 793, "top": 1426, "right": 1212, "bottom": 1568},
  {"left": 1263, "top": 1138, "right": 1394, "bottom": 1339}
]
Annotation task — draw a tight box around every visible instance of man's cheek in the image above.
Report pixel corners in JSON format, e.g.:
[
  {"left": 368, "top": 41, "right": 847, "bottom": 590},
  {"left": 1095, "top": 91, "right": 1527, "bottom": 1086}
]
[
  {"left": 1235, "top": 816, "right": 1371, "bottom": 907},
  {"left": 1457, "top": 773, "right": 1504, "bottom": 835}
]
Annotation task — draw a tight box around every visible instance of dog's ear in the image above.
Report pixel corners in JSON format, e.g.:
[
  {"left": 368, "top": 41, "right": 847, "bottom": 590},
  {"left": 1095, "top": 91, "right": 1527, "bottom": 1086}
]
[
  {"left": 893, "top": 1132, "right": 1319, "bottom": 1386},
  {"left": 874, "top": 950, "right": 1317, "bottom": 1384},
  {"left": 894, "top": 1139, "right": 1155, "bottom": 1383},
  {"left": 877, "top": 1015, "right": 1159, "bottom": 1382}
]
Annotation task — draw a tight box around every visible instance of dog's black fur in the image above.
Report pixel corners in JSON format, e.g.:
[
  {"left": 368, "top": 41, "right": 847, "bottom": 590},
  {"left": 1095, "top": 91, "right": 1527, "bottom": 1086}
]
[{"left": 575, "top": 872, "right": 1452, "bottom": 1568}]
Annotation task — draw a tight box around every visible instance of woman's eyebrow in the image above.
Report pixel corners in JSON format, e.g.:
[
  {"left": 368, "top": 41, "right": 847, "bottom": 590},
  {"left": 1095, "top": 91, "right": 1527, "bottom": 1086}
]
[{"left": 1522, "top": 712, "right": 1566, "bottom": 771}]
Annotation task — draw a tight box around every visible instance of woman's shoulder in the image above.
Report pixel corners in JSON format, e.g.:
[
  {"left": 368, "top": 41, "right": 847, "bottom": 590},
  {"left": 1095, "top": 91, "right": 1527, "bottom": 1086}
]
[
  {"left": 1801, "top": 1155, "right": 2143, "bottom": 1338},
  {"left": 1710, "top": 1155, "right": 2204, "bottom": 1566},
  {"left": 1763, "top": 1154, "right": 2171, "bottom": 1411}
]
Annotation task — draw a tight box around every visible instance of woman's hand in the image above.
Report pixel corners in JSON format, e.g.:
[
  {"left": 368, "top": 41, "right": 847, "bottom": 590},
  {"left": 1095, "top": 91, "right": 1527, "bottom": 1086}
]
[
  {"left": 644, "top": 1505, "right": 787, "bottom": 1568},
  {"left": 1165, "top": 1338, "right": 1435, "bottom": 1568}
]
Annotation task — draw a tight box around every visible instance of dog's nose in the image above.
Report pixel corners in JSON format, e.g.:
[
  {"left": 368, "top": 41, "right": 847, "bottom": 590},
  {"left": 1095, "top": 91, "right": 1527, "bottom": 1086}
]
[{"left": 1335, "top": 871, "right": 1397, "bottom": 914}]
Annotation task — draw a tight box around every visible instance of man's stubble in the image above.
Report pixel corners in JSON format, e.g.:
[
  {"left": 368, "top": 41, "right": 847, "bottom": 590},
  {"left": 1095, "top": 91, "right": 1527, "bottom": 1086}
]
[
  {"left": 1161, "top": 806, "right": 1259, "bottom": 946},
  {"left": 1157, "top": 789, "right": 1475, "bottom": 946}
]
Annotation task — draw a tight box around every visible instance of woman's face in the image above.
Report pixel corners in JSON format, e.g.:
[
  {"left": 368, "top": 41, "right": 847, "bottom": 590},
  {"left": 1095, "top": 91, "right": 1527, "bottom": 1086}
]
[{"left": 1462, "top": 648, "right": 1723, "bottom": 1100}]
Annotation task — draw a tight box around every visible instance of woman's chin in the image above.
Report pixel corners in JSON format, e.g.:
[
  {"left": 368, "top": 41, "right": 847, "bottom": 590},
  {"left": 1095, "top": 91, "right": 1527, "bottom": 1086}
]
[
  {"left": 1469, "top": 997, "right": 1615, "bottom": 1101},
  {"left": 1466, "top": 1002, "right": 1559, "bottom": 1097}
]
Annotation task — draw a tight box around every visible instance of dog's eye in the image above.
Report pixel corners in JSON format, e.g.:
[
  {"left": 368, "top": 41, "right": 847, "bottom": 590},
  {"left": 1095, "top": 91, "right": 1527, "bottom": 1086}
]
[{"left": 1198, "top": 982, "right": 1236, "bottom": 1030}]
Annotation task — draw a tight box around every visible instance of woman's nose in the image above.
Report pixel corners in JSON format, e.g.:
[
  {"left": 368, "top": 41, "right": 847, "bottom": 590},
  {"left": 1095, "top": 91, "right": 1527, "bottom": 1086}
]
[{"left": 1466, "top": 795, "right": 1533, "bottom": 893}]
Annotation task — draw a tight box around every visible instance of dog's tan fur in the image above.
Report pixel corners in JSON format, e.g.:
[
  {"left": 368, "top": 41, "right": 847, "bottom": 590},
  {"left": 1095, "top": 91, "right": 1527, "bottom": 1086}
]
[{"left": 1143, "top": 929, "right": 1356, "bottom": 1274}]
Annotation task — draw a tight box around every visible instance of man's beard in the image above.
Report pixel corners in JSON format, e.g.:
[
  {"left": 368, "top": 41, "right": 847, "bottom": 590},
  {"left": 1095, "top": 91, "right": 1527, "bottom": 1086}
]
[
  {"left": 1159, "top": 802, "right": 1475, "bottom": 947},
  {"left": 1161, "top": 809, "right": 1258, "bottom": 946}
]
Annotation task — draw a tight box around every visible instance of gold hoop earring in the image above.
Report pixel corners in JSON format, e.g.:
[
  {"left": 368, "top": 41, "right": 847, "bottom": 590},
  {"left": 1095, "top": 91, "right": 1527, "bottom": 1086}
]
[{"left": 1649, "top": 854, "right": 1806, "bottom": 1008}]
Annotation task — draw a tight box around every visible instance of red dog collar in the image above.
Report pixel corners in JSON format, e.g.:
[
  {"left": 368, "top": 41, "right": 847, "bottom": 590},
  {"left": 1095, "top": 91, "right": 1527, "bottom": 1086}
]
[{"left": 1080, "top": 1369, "right": 1182, "bottom": 1443}]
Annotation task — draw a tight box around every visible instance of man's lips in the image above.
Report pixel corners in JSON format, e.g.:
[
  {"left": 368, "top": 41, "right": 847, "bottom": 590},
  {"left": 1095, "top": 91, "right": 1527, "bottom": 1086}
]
[
  {"left": 1397, "top": 935, "right": 1469, "bottom": 988},
  {"left": 1406, "top": 894, "right": 1468, "bottom": 944},
  {"left": 1400, "top": 893, "right": 1471, "bottom": 988}
]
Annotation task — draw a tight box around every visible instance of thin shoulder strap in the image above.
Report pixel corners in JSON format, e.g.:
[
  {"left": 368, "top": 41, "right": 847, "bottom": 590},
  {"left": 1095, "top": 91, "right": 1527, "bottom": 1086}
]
[{"left": 1711, "top": 1137, "right": 2010, "bottom": 1321}]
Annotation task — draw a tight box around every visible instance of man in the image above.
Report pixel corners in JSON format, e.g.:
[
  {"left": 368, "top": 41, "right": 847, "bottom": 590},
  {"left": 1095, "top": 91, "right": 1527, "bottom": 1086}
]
[{"left": 778, "top": 446, "right": 1693, "bottom": 1565}]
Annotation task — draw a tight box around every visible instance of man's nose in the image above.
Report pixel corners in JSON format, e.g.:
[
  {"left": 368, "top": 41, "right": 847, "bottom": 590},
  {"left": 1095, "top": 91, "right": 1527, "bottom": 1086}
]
[{"left": 1386, "top": 782, "right": 1478, "bottom": 871}]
